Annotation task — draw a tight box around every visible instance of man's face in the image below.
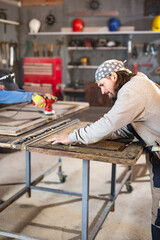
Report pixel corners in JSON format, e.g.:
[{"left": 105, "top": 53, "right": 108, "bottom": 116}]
[{"left": 97, "top": 73, "right": 117, "bottom": 99}]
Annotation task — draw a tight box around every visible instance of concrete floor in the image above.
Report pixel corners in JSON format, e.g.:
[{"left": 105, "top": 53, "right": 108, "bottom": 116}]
[{"left": 0, "top": 149, "right": 152, "bottom": 240}]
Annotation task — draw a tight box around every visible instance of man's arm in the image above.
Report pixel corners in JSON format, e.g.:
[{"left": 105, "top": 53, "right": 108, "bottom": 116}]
[{"left": 0, "top": 90, "right": 33, "bottom": 104}]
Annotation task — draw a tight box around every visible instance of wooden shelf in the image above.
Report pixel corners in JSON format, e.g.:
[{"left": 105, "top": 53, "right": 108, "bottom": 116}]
[{"left": 0, "top": 19, "right": 19, "bottom": 26}]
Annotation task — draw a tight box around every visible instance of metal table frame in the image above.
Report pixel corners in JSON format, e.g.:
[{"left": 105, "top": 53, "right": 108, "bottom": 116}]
[{"left": 0, "top": 150, "right": 132, "bottom": 240}]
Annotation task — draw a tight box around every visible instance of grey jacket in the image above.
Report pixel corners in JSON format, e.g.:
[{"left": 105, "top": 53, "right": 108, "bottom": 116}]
[{"left": 69, "top": 72, "right": 160, "bottom": 148}]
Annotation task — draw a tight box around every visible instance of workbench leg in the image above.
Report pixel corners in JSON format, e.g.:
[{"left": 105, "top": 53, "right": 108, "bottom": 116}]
[
  {"left": 110, "top": 164, "right": 116, "bottom": 211},
  {"left": 126, "top": 165, "right": 133, "bottom": 193},
  {"left": 110, "top": 163, "right": 116, "bottom": 199},
  {"left": 57, "top": 157, "right": 67, "bottom": 183},
  {"left": 26, "top": 151, "right": 31, "bottom": 198},
  {"left": 82, "top": 160, "right": 90, "bottom": 240}
]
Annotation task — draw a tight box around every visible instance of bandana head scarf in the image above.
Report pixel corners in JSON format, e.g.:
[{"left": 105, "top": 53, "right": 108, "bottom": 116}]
[{"left": 95, "top": 59, "right": 131, "bottom": 83}]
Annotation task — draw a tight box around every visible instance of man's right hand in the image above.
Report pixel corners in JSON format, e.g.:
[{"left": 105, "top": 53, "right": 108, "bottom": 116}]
[{"left": 32, "top": 94, "right": 46, "bottom": 108}]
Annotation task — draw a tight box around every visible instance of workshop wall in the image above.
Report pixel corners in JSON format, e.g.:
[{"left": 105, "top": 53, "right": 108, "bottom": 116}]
[
  {"left": 0, "top": 2, "right": 20, "bottom": 85},
  {"left": 0, "top": 0, "right": 160, "bottom": 88}
]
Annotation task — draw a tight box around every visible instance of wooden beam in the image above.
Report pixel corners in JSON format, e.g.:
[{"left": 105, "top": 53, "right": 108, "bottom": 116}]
[
  {"left": 22, "top": 0, "right": 63, "bottom": 6},
  {"left": 67, "top": 11, "right": 119, "bottom": 17}
]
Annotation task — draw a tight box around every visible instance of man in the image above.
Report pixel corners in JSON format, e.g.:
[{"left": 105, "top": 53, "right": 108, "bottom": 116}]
[
  {"left": 0, "top": 69, "right": 46, "bottom": 107},
  {"left": 48, "top": 59, "right": 160, "bottom": 240}
]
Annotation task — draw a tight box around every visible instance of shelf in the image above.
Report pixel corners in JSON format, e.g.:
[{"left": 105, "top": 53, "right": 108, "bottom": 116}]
[
  {"left": 67, "top": 46, "right": 127, "bottom": 50},
  {"left": 67, "top": 65, "right": 98, "bottom": 69},
  {"left": 0, "top": 19, "right": 20, "bottom": 26},
  {"left": 29, "top": 30, "right": 160, "bottom": 36}
]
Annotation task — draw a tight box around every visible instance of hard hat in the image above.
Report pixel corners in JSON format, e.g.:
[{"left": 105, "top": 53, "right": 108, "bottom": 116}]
[
  {"left": 108, "top": 18, "right": 120, "bottom": 32},
  {"left": 29, "top": 18, "right": 41, "bottom": 34},
  {"left": 152, "top": 15, "right": 160, "bottom": 31},
  {"left": 72, "top": 18, "right": 84, "bottom": 32}
]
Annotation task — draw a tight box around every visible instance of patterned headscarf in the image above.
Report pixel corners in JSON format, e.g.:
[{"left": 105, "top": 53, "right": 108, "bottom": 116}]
[{"left": 95, "top": 59, "right": 131, "bottom": 82}]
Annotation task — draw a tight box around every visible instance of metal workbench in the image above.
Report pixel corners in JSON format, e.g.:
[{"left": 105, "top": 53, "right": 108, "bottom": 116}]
[{"left": 0, "top": 105, "right": 143, "bottom": 240}]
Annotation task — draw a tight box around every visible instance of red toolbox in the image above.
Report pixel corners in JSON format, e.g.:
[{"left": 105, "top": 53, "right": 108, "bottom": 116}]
[{"left": 23, "top": 57, "right": 62, "bottom": 97}]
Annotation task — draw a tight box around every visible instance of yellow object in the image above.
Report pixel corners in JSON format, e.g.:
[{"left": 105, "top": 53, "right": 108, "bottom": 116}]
[
  {"left": 152, "top": 146, "right": 160, "bottom": 152},
  {"left": 152, "top": 15, "right": 160, "bottom": 31},
  {"left": 32, "top": 94, "right": 46, "bottom": 108},
  {"left": 80, "top": 57, "right": 89, "bottom": 66}
]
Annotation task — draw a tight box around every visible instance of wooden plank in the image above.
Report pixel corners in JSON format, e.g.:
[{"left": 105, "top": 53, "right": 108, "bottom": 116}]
[
  {"left": 22, "top": 0, "right": 63, "bottom": 6},
  {"left": 0, "top": 111, "right": 43, "bottom": 126},
  {"left": 0, "top": 101, "right": 89, "bottom": 136},
  {"left": 0, "top": 118, "right": 47, "bottom": 136}
]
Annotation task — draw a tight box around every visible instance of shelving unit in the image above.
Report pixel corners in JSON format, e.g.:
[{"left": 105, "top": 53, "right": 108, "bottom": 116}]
[
  {"left": 65, "top": 33, "right": 129, "bottom": 94},
  {"left": 28, "top": 30, "right": 160, "bottom": 103}
]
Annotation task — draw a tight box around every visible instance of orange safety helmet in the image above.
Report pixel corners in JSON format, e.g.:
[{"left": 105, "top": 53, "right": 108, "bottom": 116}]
[{"left": 72, "top": 18, "right": 84, "bottom": 32}]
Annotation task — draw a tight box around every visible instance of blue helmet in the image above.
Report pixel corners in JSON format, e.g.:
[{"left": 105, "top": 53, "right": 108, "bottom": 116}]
[{"left": 108, "top": 18, "right": 120, "bottom": 31}]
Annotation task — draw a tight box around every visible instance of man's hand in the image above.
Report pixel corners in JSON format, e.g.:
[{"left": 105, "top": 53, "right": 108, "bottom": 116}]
[
  {"left": 47, "top": 134, "right": 71, "bottom": 145},
  {"left": 32, "top": 94, "right": 46, "bottom": 108}
]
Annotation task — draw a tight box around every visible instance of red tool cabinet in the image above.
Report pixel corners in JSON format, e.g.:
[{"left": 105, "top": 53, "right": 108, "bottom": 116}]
[{"left": 23, "top": 57, "right": 62, "bottom": 97}]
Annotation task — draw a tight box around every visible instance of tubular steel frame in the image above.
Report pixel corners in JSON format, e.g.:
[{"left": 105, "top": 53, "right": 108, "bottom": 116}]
[{"left": 0, "top": 150, "right": 132, "bottom": 240}]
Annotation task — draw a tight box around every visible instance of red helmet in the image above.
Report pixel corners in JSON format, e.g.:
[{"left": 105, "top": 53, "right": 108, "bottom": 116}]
[{"left": 72, "top": 18, "right": 84, "bottom": 32}]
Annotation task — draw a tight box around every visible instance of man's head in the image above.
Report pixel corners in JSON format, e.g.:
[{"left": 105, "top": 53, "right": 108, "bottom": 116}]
[
  {"left": 95, "top": 59, "right": 133, "bottom": 100},
  {"left": 0, "top": 69, "right": 19, "bottom": 91},
  {"left": 95, "top": 59, "right": 131, "bottom": 83}
]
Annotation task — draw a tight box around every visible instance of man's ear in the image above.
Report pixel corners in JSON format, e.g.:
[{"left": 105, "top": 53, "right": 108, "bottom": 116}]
[{"left": 111, "top": 72, "right": 117, "bottom": 82}]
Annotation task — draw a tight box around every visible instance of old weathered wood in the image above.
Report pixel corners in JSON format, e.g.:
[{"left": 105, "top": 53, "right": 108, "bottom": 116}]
[
  {"left": 26, "top": 121, "right": 143, "bottom": 165},
  {"left": 0, "top": 105, "right": 143, "bottom": 166},
  {"left": 27, "top": 142, "right": 143, "bottom": 166},
  {"left": 0, "top": 101, "right": 89, "bottom": 136}
]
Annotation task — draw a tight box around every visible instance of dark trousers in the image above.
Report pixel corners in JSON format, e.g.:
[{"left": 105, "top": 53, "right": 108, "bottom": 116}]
[{"left": 146, "top": 154, "right": 160, "bottom": 240}]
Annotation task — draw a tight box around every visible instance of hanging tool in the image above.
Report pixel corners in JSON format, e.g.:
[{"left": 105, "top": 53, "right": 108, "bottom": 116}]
[
  {"left": 143, "top": 43, "right": 150, "bottom": 56},
  {"left": 9, "top": 44, "right": 14, "bottom": 68},
  {"left": 1, "top": 42, "right": 7, "bottom": 68},
  {"left": 0, "top": 9, "right": 7, "bottom": 33},
  {"left": 33, "top": 43, "right": 39, "bottom": 57},
  {"left": 42, "top": 44, "right": 46, "bottom": 57},
  {"left": 56, "top": 40, "right": 64, "bottom": 56},
  {"left": 24, "top": 40, "right": 32, "bottom": 57},
  {"left": 47, "top": 43, "right": 54, "bottom": 57},
  {"left": 132, "top": 45, "right": 138, "bottom": 59}
]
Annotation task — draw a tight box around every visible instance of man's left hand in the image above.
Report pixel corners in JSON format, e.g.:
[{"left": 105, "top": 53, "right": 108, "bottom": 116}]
[{"left": 47, "top": 134, "right": 71, "bottom": 145}]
